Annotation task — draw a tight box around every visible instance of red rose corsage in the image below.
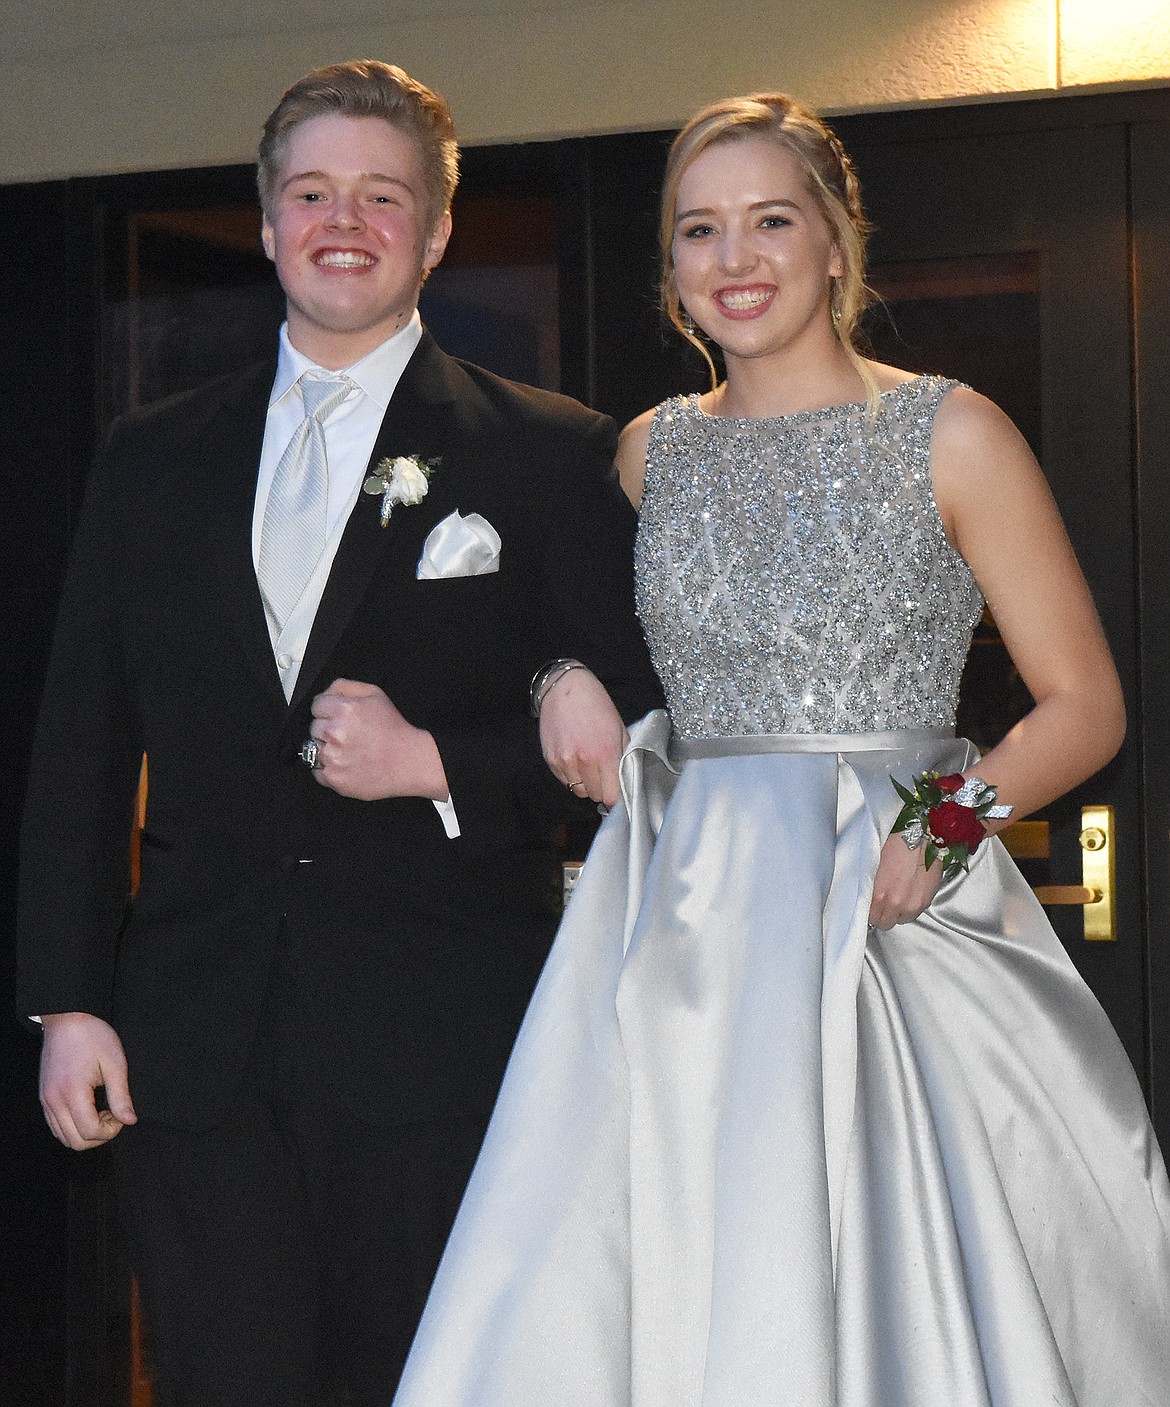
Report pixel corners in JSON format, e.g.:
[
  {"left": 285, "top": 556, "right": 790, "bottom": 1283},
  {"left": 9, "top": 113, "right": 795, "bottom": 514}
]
[{"left": 890, "top": 771, "right": 1013, "bottom": 879}]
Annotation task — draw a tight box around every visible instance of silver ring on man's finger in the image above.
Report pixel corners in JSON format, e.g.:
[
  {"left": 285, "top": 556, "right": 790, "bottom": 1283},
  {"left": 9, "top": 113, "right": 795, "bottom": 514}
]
[{"left": 299, "top": 738, "right": 324, "bottom": 770}]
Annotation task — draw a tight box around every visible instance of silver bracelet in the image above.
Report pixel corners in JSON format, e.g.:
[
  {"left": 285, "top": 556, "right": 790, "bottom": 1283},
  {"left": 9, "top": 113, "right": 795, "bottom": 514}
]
[{"left": 530, "top": 658, "right": 587, "bottom": 717}]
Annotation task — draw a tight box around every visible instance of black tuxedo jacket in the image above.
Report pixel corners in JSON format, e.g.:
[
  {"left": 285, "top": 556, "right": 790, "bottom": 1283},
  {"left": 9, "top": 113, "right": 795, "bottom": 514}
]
[{"left": 17, "top": 331, "right": 662, "bottom": 1131}]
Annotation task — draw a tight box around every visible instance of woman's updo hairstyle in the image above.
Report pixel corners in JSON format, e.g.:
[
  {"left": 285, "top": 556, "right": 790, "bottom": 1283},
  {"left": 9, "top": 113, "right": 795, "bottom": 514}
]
[{"left": 660, "top": 93, "right": 874, "bottom": 395}]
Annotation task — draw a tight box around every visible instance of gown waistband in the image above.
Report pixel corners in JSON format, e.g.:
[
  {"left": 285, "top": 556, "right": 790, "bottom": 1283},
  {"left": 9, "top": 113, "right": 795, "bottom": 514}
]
[{"left": 670, "top": 727, "right": 954, "bottom": 762}]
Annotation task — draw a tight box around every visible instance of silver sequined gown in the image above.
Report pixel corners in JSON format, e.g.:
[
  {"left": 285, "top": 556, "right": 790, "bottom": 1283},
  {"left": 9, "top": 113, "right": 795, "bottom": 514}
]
[{"left": 394, "top": 379, "right": 1170, "bottom": 1407}]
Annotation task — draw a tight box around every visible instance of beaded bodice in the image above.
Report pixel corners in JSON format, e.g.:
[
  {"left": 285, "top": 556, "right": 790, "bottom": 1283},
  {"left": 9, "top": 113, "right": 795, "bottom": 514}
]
[{"left": 634, "top": 377, "right": 983, "bottom": 739}]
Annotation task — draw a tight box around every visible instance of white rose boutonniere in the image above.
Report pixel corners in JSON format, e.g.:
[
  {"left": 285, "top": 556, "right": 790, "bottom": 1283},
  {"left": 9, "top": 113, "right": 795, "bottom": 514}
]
[{"left": 363, "top": 454, "right": 441, "bottom": 527}]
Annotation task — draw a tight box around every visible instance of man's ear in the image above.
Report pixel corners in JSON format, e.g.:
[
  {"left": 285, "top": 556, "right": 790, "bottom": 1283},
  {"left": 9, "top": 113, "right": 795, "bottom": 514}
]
[
  {"left": 422, "top": 209, "right": 453, "bottom": 275},
  {"left": 261, "top": 220, "right": 276, "bottom": 264}
]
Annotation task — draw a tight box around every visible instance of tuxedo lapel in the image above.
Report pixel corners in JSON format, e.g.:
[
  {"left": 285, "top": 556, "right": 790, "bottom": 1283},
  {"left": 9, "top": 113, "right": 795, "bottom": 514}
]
[
  {"left": 290, "top": 333, "right": 461, "bottom": 714},
  {"left": 202, "top": 360, "right": 289, "bottom": 711}
]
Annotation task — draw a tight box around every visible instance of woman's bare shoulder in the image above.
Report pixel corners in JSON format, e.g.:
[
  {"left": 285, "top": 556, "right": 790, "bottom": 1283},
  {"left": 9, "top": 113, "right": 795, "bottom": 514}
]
[{"left": 931, "top": 383, "right": 1035, "bottom": 480}]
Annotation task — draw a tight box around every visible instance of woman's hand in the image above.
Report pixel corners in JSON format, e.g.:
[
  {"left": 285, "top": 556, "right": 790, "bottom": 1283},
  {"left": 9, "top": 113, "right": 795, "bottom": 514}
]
[
  {"left": 539, "top": 668, "right": 628, "bottom": 809},
  {"left": 868, "top": 832, "right": 945, "bottom": 930}
]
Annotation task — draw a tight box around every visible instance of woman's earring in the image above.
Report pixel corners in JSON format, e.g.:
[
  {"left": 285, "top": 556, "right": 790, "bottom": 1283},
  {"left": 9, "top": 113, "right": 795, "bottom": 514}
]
[
  {"left": 829, "top": 278, "right": 843, "bottom": 330},
  {"left": 681, "top": 309, "right": 697, "bottom": 335}
]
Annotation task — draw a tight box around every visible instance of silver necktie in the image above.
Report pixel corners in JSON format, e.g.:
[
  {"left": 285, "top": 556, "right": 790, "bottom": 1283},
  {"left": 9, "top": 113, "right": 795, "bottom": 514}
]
[{"left": 258, "top": 373, "right": 353, "bottom": 634}]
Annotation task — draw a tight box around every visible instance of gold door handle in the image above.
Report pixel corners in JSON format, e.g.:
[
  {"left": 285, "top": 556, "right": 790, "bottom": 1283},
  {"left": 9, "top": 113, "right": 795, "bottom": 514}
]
[
  {"left": 1032, "top": 884, "right": 1102, "bottom": 905},
  {"left": 1000, "top": 805, "right": 1115, "bottom": 941}
]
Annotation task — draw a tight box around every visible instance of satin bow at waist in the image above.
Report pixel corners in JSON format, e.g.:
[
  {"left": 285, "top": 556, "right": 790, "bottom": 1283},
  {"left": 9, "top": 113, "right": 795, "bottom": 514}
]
[{"left": 670, "top": 727, "right": 954, "bottom": 763}]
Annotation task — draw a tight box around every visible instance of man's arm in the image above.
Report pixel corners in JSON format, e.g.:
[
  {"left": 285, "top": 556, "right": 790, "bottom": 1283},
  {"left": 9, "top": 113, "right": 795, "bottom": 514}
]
[
  {"left": 18, "top": 431, "right": 145, "bottom": 1144},
  {"left": 520, "top": 409, "right": 661, "bottom": 807},
  {"left": 305, "top": 399, "right": 661, "bottom": 833},
  {"left": 530, "top": 411, "right": 661, "bottom": 717}
]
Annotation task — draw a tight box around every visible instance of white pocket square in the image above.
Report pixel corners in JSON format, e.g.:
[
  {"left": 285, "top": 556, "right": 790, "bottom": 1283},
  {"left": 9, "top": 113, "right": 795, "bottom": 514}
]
[{"left": 416, "top": 510, "right": 502, "bottom": 579}]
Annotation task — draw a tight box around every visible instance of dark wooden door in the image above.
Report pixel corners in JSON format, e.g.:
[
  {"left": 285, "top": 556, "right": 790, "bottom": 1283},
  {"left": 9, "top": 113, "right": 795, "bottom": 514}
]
[
  {"left": 837, "top": 118, "right": 1145, "bottom": 1074},
  {"left": 1132, "top": 115, "right": 1170, "bottom": 1150}
]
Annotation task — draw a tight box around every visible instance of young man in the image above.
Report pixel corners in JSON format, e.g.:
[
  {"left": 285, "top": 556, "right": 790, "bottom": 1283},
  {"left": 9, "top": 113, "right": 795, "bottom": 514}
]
[{"left": 18, "top": 60, "right": 660, "bottom": 1406}]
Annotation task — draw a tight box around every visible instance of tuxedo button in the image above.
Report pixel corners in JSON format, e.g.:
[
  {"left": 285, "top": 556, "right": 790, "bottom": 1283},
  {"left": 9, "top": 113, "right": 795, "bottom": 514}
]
[{"left": 277, "top": 653, "right": 294, "bottom": 671}]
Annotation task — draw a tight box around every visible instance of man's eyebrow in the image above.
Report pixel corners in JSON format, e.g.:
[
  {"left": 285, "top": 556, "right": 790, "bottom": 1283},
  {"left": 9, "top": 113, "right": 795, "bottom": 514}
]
[{"left": 280, "top": 169, "right": 416, "bottom": 195}]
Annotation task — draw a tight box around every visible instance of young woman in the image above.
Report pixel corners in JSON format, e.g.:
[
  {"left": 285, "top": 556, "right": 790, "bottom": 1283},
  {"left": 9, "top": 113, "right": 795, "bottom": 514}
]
[{"left": 394, "top": 95, "right": 1170, "bottom": 1406}]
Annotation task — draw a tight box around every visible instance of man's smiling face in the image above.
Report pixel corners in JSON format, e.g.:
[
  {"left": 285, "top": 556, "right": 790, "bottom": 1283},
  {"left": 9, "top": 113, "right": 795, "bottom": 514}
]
[{"left": 262, "top": 112, "right": 451, "bottom": 368}]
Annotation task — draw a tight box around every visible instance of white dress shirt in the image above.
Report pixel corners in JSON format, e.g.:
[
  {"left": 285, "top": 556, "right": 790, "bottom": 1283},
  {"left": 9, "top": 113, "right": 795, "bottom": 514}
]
[{"left": 254, "top": 315, "right": 459, "bottom": 837}]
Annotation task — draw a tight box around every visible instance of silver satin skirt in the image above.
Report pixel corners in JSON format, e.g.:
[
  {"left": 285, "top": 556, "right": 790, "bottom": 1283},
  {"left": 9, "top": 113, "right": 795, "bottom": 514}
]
[{"left": 395, "top": 711, "right": 1170, "bottom": 1406}]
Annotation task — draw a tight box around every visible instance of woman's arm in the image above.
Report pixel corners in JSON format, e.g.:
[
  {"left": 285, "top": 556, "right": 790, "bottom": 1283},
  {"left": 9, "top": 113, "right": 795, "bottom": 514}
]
[
  {"left": 615, "top": 410, "right": 655, "bottom": 509},
  {"left": 869, "top": 386, "right": 1124, "bottom": 929},
  {"left": 934, "top": 387, "right": 1124, "bottom": 812},
  {"left": 538, "top": 408, "right": 665, "bottom": 805}
]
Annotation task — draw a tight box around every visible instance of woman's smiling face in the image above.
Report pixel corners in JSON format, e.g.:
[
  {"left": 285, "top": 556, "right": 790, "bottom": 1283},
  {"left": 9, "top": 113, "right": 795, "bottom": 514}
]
[{"left": 671, "top": 136, "right": 843, "bottom": 371}]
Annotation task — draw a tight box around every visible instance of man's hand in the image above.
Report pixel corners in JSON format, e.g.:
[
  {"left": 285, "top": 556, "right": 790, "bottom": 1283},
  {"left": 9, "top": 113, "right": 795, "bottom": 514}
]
[
  {"left": 539, "top": 668, "right": 628, "bottom": 810},
  {"left": 39, "top": 1012, "right": 136, "bottom": 1150},
  {"left": 309, "top": 679, "right": 449, "bottom": 802},
  {"left": 868, "top": 832, "right": 944, "bottom": 930}
]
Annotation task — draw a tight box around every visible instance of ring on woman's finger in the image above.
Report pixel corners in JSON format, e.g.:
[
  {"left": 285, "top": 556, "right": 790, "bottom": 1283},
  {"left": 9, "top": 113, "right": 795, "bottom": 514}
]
[{"left": 567, "top": 778, "right": 584, "bottom": 794}]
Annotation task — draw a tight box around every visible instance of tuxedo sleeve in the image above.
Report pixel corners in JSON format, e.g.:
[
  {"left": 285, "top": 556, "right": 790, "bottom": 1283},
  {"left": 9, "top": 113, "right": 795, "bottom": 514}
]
[
  {"left": 522, "top": 412, "right": 664, "bottom": 723},
  {"left": 429, "top": 409, "right": 662, "bottom": 844},
  {"left": 16, "top": 433, "right": 144, "bottom": 1022}
]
